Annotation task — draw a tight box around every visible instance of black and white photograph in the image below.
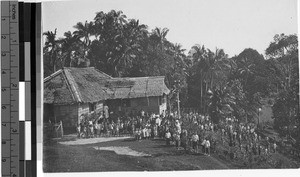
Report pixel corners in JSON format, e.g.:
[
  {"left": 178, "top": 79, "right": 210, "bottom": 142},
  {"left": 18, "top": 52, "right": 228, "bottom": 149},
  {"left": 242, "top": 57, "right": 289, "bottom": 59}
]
[{"left": 42, "top": 0, "right": 299, "bottom": 173}]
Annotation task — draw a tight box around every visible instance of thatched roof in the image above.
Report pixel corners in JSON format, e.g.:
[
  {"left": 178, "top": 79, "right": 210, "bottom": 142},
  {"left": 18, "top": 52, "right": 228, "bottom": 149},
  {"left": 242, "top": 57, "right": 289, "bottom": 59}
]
[{"left": 44, "top": 67, "right": 170, "bottom": 104}]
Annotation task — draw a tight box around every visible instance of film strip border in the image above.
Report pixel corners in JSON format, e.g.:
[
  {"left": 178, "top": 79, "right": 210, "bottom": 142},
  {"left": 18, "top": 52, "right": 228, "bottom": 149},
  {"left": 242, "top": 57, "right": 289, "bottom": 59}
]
[
  {"left": 18, "top": 2, "right": 41, "bottom": 177},
  {"left": 1, "top": 2, "right": 41, "bottom": 177},
  {"left": 1, "top": 1, "right": 19, "bottom": 177}
]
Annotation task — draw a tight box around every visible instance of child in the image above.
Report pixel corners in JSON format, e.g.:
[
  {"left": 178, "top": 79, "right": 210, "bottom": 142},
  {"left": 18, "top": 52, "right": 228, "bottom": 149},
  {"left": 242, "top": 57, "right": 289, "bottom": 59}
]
[
  {"left": 273, "top": 142, "right": 277, "bottom": 153},
  {"left": 77, "top": 123, "right": 81, "bottom": 138},
  {"left": 142, "top": 127, "right": 147, "bottom": 139},
  {"left": 181, "top": 130, "right": 188, "bottom": 151},
  {"left": 201, "top": 138, "right": 207, "bottom": 154},
  {"left": 89, "top": 121, "right": 94, "bottom": 138},
  {"left": 191, "top": 132, "right": 199, "bottom": 153},
  {"left": 174, "top": 133, "right": 181, "bottom": 149},
  {"left": 205, "top": 138, "right": 211, "bottom": 156},
  {"left": 135, "top": 128, "right": 141, "bottom": 141},
  {"left": 153, "top": 125, "right": 158, "bottom": 138},
  {"left": 94, "top": 121, "right": 100, "bottom": 137},
  {"left": 165, "top": 130, "right": 171, "bottom": 146}
]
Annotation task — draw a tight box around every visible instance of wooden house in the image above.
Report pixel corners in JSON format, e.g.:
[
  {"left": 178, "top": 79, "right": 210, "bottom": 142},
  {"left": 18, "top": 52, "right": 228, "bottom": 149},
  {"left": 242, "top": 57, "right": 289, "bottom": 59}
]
[{"left": 44, "top": 67, "right": 170, "bottom": 132}]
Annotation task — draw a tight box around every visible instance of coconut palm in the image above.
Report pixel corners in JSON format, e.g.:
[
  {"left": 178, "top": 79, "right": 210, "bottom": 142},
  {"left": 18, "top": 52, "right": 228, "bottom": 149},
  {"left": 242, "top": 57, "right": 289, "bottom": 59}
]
[
  {"left": 43, "top": 29, "right": 61, "bottom": 75},
  {"left": 150, "top": 27, "right": 170, "bottom": 51},
  {"left": 59, "top": 31, "right": 81, "bottom": 67},
  {"left": 73, "top": 20, "right": 94, "bottom": 51},
  {"left": 188, "top": 44, "right": 209, "bottom": 113}
]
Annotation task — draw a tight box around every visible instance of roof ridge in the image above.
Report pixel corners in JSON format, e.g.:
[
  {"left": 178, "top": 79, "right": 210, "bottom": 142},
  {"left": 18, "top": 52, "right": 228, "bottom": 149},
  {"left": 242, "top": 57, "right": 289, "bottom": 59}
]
[
  {"left": 63, "top": 68, "right": 83, "bottom": 102},
  {"left": 114, "top": 76, "right": 165, "bottom": 79},
  {"left": 63, "top": 66, "right": 95, "bottom": 69},
  {"left": 94, "top": 68, "right": 113, "bottom": 78},
  {"left": 44, "top": 69, "right": 63, "bottom": 82},
  {"left": 61, "top": 69, "right": 77, "bottom": 103}
]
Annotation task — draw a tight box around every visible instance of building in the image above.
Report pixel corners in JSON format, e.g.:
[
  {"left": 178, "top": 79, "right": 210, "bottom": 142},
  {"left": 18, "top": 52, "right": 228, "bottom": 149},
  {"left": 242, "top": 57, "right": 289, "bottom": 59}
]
[{"left": 44, "top": 67, "right": 170, "bottom": 132}]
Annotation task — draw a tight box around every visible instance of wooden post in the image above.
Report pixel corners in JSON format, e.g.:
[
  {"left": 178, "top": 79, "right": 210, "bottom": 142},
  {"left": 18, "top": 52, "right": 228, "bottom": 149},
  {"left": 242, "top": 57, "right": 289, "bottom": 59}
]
[
  {"left": 60, "top": 121, "right": 64, "bottom": 138},
  {"left": 177, "top": 91, "right": 180, "bottom": 119}
]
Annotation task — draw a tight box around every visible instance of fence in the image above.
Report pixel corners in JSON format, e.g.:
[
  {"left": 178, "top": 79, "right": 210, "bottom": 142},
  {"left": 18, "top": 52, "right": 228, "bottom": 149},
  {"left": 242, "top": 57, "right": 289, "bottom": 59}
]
[{"left": 44, "top": 121, "right": 64, "bottom": 139}]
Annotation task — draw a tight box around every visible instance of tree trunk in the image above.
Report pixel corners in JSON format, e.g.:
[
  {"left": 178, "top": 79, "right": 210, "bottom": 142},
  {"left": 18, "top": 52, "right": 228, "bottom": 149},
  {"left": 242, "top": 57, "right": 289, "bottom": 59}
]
[{"left": 200, "top": 73, "right": 203, "bottom": 114}]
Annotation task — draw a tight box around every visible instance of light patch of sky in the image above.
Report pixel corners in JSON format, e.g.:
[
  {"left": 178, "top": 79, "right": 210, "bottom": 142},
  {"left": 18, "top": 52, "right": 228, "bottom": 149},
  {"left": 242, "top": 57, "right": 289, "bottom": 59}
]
[{"left": 42, "top": 0, "right": 298, "bottom": 57}]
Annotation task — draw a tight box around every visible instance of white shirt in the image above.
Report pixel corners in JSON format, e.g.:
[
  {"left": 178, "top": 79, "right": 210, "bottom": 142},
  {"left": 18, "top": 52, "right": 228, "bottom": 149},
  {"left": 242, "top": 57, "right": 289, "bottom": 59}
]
[
  {"left": 191, "top": 134, "right": 199, "bottom": 142},
  {"left": 156, "top": 118, "right": 161, "bottom": 126},
  {"left": 165, "top": 132, "right": 171, "bottom": 138},
  {"left": 205, "top": 140, "right": 210, "bottom": 148}
]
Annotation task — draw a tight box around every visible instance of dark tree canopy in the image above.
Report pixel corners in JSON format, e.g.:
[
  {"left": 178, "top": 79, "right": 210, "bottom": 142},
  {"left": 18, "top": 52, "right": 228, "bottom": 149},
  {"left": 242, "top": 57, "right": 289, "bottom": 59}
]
[{"left": 43, "top": 11, "right": 299, "bottom": 136}]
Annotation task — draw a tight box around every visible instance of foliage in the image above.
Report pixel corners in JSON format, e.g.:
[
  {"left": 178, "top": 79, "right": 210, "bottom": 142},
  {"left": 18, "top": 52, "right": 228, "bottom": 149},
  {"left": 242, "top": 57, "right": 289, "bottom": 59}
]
[
  {"left": 43, "top": 10, "right": 298, "bottom": 130},
  {"left": 266, "top": 34, "right": 299, "bottom": 140}
]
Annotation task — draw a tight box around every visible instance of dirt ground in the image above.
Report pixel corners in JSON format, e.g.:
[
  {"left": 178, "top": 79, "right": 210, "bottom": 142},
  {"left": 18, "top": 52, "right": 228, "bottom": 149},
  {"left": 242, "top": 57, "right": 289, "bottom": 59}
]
[{"left": 43, "top": 137, "right": 229, "bottom": 172}]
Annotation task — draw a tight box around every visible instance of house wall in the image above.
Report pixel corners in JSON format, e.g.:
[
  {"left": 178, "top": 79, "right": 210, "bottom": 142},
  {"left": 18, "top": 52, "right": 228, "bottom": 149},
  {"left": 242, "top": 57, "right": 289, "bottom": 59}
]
[
  {"left": 77, "top": 101, "right": 103, "bottom": 116},
  {"left": 110, "top": 95, "right": 167, "bottom": 116},
  {"left": 78, "top": 103, "right": 90, "bottom": 117},
  {"left": 44, "top": 101, "right": 105, "bottom": 134},
  {"left": 45, "top": 101, "right": 104, "bottom": 126},
  {"left": 95, "top": 101, "right": 104, "bottom": 113},
  {"left": 129, "top": 96, "right": 159, "bottom": 114},
  {"left": 44, "top": 104, "right": 79, "bottom": 128}
]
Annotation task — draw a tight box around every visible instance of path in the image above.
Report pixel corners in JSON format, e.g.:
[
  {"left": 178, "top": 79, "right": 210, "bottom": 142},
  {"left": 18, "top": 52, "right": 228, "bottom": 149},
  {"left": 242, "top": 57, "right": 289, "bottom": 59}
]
[{"left": 59, "top": 136, "right": 132, "bottom": 145}]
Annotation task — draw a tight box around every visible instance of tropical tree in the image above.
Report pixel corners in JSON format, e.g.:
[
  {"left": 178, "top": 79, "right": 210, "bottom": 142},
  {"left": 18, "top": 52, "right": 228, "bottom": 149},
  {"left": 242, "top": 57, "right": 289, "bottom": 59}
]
[
  {"left": 267, "top": 34, "right": 299, "bottom": 140},
  {"left": 188, "top": 44, "right": 208, "bottom": 112},
  {"left": 150, "top": 27, "right": 170, "bottom": 51},
  {"left": 208, "top": 86, "right": 235, "bottom": 123},
  {"left": 43, "top": 29, "right": 61, "bottom": 76},
  {"left": 73, "top": 20, "right": 94, "bottom": 48},
  {"left": 59, "top": 31, "right": 84, "bottom": 67}
]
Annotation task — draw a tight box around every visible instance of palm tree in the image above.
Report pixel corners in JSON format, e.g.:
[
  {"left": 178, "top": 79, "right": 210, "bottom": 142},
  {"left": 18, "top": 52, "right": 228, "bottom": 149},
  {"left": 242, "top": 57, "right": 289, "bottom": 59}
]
[
  {"left": 43, "top": 29, "right": 60, "bottom": 74},
  {"left": 150, "top": 27, "right": 170, "bottom": 51},
  {"left": 208, "top": 87, "right": 235, "bottom": 123},
  {"left": 206, "top": 48, "right": 231, "bottom": 89},
  {"left": 59, "top": 31, "right": 81, "bottom": 67},
  {"left": 189, "top": 44, "right": 210, "bottom": 113},
  {"left": 73, "top": 20, "right": 94, "bottom": 52}
]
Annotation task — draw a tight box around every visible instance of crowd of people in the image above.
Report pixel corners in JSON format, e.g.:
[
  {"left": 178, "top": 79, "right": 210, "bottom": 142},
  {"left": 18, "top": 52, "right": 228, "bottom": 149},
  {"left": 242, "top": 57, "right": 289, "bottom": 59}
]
[
  {"left": 218, "top": 117, "right": 278, "bottom": 158},
  {"left": 76, "top": 110, "right": 278, "bottom": 158}
]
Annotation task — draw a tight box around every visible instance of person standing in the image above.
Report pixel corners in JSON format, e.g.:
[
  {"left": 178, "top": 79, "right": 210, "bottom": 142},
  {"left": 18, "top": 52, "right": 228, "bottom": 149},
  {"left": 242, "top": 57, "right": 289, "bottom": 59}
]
[
  {"left": 181, "top": 130, "right": 188, "bottom": 151},
  {"left": 165, "top": 130, "right": 171, "bottom": 146},
  {"left": 273, "top": 142, "right": 277, "bottom": 153},
  {"left": 238, "top": 133, "right": 242, "bottom": 145},
  {"left": 104, "top": 105, "right": 109, "bottom": 119},
  {"left": 205, "top": 138, "right": 211, "bottom": 156},
  {"left": 191, "top": 132, "right": 199, "bottom": 153},
  {"left": 94, "top": 121, "right": 100, "bottom": 137},
  {"left": 174, "top": 133, "right": 181, "bottom": 149},
  {"left": 201, "top": 138, "right": 207, "bottom": 154}
]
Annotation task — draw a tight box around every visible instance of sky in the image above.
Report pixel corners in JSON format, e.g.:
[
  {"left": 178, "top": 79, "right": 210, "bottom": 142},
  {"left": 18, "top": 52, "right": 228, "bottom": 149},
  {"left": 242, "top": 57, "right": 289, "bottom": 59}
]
[{"left": 42, "top": 0, "right": 298, "bottom": 57}]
